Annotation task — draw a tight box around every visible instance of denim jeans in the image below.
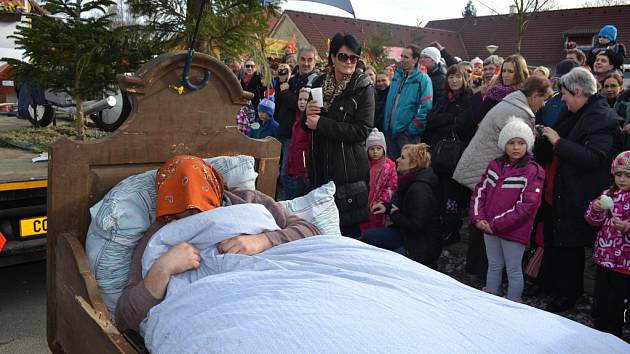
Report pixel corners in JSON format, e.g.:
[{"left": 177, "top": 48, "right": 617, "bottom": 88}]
[{"left": 362, "top": 227, "right": 407, "bottom": 255}]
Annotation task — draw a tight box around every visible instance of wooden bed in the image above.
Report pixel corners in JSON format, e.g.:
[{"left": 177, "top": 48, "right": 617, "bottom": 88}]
[{"left": 46, "top": 52, "right": 280, "bottom": 353}]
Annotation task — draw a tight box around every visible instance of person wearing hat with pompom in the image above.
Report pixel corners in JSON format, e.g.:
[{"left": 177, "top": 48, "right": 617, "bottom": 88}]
[
  {"left": 587, "top": 25, "right": 626, "bottom": 71},
  {"left": 470, "top": 118, "right": 545, "bottom": 303},
  {"left": 421, "top": 46, "right": 447, "bottom": 104},
  {"left": 585, "top": 150, "right": 630, "bottom": 338},
  {"left": 248, "top": 98, "right": 278, "bottom": 139},
  {"left": 360, "top": 128, "right": 398, "bottom": 233}
]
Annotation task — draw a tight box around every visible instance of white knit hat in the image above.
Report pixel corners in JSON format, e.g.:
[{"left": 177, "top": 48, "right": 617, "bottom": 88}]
[
  {"left": 421, "top": 47, "right": 441, "bottom": 65},
  {"left": 497, "top": 118, "right": 535, "bottom": 152},
  {"left": 366, "top": 128, "right": 386, "bottom": 153}
]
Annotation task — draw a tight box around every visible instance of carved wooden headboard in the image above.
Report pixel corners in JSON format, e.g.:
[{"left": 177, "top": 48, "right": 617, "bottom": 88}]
[{"left": 46, "top": 52, "right": 280, "bottom": 353}]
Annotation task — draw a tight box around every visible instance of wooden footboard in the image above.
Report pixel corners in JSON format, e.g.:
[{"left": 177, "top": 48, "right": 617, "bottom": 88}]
[{"left": 46, "top": 52, "right": 281, "bottom": 353}]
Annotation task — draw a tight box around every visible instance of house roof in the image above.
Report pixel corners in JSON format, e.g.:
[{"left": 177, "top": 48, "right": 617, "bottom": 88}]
[
  {"left": 278, "top": 10, "right": 468, "bottom": 61},
  {"left": 426, "top": 5, "right": 630, "bottom": 68}
]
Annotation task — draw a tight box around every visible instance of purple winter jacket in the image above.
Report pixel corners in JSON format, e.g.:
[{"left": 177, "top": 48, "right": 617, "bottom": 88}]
[{"left": 470, "top": 154, "right": 545, "bottom": 245}]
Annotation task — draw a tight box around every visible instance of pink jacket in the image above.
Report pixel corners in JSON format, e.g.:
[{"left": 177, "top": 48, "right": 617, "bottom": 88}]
[
  {"left": 585, "top": 189, "right": 630, "bottom": 273},
  {"left": 360, "top": 157, "right": 397, "bottom": 231},
  {"left": 470, "top": 155, "right": 545, "bottom": 245}
]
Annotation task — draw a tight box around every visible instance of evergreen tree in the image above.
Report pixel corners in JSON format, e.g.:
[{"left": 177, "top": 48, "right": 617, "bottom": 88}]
[
  {"left": 5, "top": 0, "right": 155, "bottom": 137},
  {"left": 462, "top": 0, "right": 477, "bottom": 17},
  {"left": 127, "top": 0, "right": 279, "bottom": 82}
]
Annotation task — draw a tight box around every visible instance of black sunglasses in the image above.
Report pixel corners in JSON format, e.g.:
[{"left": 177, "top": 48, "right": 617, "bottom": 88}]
[
  {"left": 277, "top": 68, "right": 289, "bottom": 75},
  {"left": 336, "top": 52, "right": 359, "bottom": 64},
  {"left": 245, "top": 64, "right": 255, "bottom": 68}
]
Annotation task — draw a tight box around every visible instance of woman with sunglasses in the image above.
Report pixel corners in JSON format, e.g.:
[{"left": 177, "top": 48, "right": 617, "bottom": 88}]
[
  {"left": 273, "top": 63, "right": 296, "bottom": 182},
  {"left": 240, "top": 59, "right": 265, "bottom": 119},
  {"left": 304, "top": 33, "right": 375, "bottom": 238},
  {"left": 534, "top": 67, "right": 620, "bottom": 313}
]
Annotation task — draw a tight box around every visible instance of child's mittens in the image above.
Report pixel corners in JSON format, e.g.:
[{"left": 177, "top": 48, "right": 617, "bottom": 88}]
[{"left": 599, "top": 195, "right": 614, "bottom": 211}]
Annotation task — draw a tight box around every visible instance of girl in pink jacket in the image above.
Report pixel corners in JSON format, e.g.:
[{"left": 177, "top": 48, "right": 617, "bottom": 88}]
[
  {"left": 360, "top": 128, "right": 397, "bottom": 233},
  {"left": 584, "top": 150, "right": 630, "bottom": 338},
  {"left": 471, "top": 118, "right": 545, "bottom": 302}
]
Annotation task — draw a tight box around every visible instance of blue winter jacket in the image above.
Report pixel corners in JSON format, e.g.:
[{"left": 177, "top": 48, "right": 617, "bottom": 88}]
[
  {"left": 248, "top": 119, "right": 278, "bottom": 139},
  {"left": 383, "top": 63, "right": 433, "bottom": 136},
  {"left": 535, "top": 92, "right": 565, "bottom": 127}
]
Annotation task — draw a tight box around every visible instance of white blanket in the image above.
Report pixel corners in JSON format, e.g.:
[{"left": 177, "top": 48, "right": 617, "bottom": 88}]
[{"left": 140, "top": 204, "right": 629, "bottom": 353}]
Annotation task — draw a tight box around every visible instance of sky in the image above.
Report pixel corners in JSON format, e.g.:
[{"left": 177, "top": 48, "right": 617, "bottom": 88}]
[{"left": 280, "top": 0, "right": 586, "bottom": 26}]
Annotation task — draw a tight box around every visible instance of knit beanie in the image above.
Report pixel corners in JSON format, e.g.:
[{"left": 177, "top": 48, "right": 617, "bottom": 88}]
[
  {"left": 366, "top": 128, "right": 386, "bottom": 153},
  {"left": 497, "top": 118, "right": 535, "bottom": 152},
  {"left": 554, "top": 59, "right": 579, "bottom": 78},
  {"left": 258, "top": 98, "right": 275, "bottom": 117},
  {"left": 598, "top": 25, "right": 618, "bottom": 42},
  {"left": 421, "top": 47, "right": 441, "bottom": 65},
  {"left": 611, "top": 151, "right": 630, "bottom": 174},
  {"left": 471, "top": 57, "right": 483, "bottom": 66}
]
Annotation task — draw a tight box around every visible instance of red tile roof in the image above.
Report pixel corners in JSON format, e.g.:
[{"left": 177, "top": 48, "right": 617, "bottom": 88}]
[
  {"left": 426, "top": 5, "right": 630, "bottom": 68},
  {"left": 282, "top": 10, "right": 468, "bottom": 61}
]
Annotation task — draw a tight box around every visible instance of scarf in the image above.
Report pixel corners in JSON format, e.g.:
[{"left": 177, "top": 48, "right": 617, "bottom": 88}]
[
  {"left": 322, "top": 71, "right": 352, "bottom": 111},
  {"left": 241, "top": 72, "right": 254, "bottom": 87},
  {"left": 155, "top": 155, "right": 224, "bottom": 222},
  {"left": 485, "top": 82, "right": 516, "bottom": 102}
]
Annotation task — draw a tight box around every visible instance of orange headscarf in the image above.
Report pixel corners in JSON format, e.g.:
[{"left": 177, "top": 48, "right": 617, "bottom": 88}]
[{"left": 155, "top": 155, "right": 224, "bottom": 222}]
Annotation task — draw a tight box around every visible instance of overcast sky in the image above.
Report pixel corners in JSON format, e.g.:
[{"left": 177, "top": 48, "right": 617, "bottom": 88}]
[{"left": 281, "top": 0, "right": 589, "bottom": 26}]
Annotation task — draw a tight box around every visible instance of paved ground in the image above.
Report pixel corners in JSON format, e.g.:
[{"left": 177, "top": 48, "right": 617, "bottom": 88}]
[{"left": 0, "top": 261, "right": 50, "bottom": 354}]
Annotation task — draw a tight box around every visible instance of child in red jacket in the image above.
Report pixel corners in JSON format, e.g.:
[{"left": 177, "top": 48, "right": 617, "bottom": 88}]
[
  {"left": 584, "top": 150, "right": 630, "bottom": 338},
  {"left": 283, "top": 88, "right": 311, "bottom": 199},
  {"left": 471, "top": 118, "right": 545, "bottom": 302},
  {"left": 360, "top": 128, "right": 397, "bottom": 232}
]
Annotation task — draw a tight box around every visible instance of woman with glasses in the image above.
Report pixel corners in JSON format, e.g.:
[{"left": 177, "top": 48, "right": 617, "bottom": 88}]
[
  {"left": 534, "top": 67, "right": 620, "bottom": 313},
  {"left": 240, "top": 59, "right": 265, "bottom": 119},
  {"left": 602, "top": 72, "right": 624, "bottom": 108},
  {"left": 304, "top": 33, "right": 375, "bottom": 238}
]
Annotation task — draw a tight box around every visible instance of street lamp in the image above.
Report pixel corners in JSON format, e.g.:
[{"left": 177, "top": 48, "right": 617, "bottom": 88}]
[{"left": 486, "top": 45, "right": 499, "bottom": 55}]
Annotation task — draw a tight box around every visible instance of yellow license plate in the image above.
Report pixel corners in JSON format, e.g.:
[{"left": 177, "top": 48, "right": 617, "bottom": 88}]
[{"left": 19, "top": 216, "right": 48, "bottom": 238}]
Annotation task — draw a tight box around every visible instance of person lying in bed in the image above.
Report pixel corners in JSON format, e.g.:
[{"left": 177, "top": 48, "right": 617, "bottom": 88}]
[{"left": 115, "top": 155, "right": 320, "bottom": 333}]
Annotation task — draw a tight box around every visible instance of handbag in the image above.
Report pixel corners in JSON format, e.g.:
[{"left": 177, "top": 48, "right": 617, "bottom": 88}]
[
  {"left": 431, "top": 115, "right": 465, "bottom": 175},
  {"left": 335, "top": 142, "right": 369, "bottom": 227}
]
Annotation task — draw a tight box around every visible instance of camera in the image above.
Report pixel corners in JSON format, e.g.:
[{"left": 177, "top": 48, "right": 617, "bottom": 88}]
[
  {"left": 472, "top": 77, "right": 482, "bottom": 87},
  {"left": 536, "top": 125, "right": 545, "bottom": 135}
]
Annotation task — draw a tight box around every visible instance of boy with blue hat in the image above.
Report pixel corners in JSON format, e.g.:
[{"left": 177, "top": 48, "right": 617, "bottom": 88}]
[
  {"left": 587, "top": 24, "right": 626, "bottom": 70},
  {"left": 248, "top": 98, "right": 279, "bottom": 139}
]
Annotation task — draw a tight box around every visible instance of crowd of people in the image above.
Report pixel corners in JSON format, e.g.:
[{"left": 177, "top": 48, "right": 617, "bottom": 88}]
[{"left": 227, "top": 25, "right": 629, "bottom": 339}]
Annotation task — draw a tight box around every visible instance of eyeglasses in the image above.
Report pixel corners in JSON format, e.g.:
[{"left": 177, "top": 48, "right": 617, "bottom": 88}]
[
  {"left": 277, "top": 68, "right": 289, "bottom": 75},
  {"left": 336, "top": 52, "right": 359, "bottom": 64},
  {"left": 245, "top": 64, "right": 255, "bottom": 68}
]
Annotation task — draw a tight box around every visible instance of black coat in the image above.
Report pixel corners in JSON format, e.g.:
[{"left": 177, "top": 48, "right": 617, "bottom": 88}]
[
  {"left": 305, "top": 71, "right": 374, "bottom": 189},
  {"left": 387, "top": 168, "right": 442, "bottom": 267},
  {"left": 534, "top": 95, "right": 620, "bottom": 247},
  {"left": 241, "top": 73, "right": 264, "bottom": 114},
  {"left": 425, "top": 89, "right": 474, "bottom": 147},
  {"left": 273, "top": 79, "right": 297, "bottom": 140},
  {"left": 374, "top": 86, "right": 389, "bottom": 132},
  {"left": 428, "top": 65, "right": 447, "bottom": 105}
]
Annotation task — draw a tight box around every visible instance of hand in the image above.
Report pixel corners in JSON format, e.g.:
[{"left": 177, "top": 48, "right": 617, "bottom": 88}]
[
  {"left": 612, "top": 218, "right": 629, "bottom": 233},
  {"left": 218, "top": 234, "right": 272, "bottom": 255},
  {"left": 593, "top": 200, "right": 603, "bottom": 212},
  {"left": 305, "top": 101, "right": 321, "bottom": 130},
  {"left": 391, "top": 205, "right": 399, "bottom": 213},
  {"left": 476, "top": 220, "right": 493, "bottom": 234},
  {"left": 371, "top": 203, "right": 386, "bottom": 215},
  {"left": 622, "top": 124, "right": 630, "bottom": 134},
  {"left": 541, "top": 126, "right": 560, "bottom": 145},
  {"left": 280, "top": 82, "right": 289, "bottom": 91},
  {"left": 155, "top": 242, "right": 201, "bottom": 276},
  {"left": 479, "top": 82, "right": 490, "bottom": 96},
  {"left": 430, "top": 41, "right": 444, "bottom": 51}
]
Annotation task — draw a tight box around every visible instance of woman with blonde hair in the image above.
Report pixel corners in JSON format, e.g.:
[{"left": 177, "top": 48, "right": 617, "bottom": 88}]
[
  {"left": 362, "top": 143, "right": 442, "bottom": 268},
  {"left": 473, "top": 54, "right": 530, "bottom": 125}
]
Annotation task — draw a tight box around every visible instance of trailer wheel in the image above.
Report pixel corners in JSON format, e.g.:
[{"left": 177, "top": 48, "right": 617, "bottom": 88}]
[
  {"left": 93, "top": 92, "right": 132, "bottom": 132},
  {"left": 26, "top": 102, "right": 55, "bottom": 128}
]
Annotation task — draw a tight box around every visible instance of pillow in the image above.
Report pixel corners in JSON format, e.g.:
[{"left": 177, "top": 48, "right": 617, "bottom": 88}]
[
  {"left": 279, "top": 181, "right": 341, "bottom": 236},
  {"left": 86, "top": 155, "right": 257, "bottom": 314}
]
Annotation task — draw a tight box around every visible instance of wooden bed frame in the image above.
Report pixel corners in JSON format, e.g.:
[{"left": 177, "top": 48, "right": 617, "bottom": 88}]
[{"left": 46, "top": 52, "right": 281, "bottom": 353}]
